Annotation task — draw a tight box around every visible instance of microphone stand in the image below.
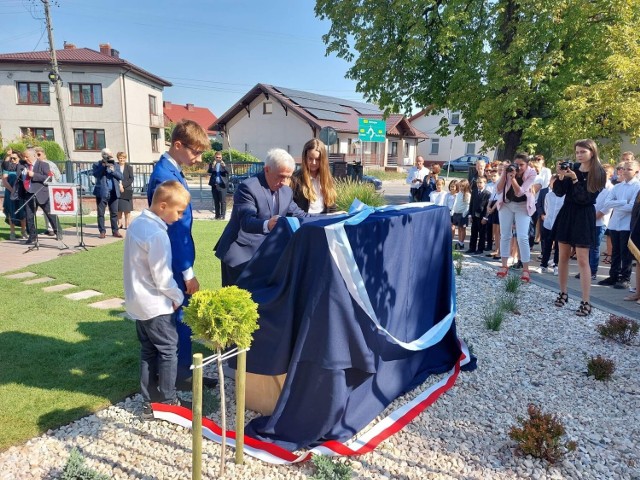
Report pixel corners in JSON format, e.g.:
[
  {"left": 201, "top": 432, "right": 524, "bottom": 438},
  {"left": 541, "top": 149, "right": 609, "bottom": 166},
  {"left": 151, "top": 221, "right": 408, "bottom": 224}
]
[{"left": 75, "top": 178, "right": 93, "bottom": 250}]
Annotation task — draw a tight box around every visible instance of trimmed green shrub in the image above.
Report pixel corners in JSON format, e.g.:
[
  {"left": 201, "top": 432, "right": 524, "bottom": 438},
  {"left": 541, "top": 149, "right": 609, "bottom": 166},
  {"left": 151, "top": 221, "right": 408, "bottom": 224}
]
[{"left": 40, "top": 140, "right": 66, "bottom": 161}]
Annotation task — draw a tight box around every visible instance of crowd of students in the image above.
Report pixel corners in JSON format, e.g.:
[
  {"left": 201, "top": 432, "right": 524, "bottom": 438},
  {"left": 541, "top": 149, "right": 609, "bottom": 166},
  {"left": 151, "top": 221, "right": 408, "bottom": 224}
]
[{"left": 407, "top": 140, "right": 640, "bottom": 316}]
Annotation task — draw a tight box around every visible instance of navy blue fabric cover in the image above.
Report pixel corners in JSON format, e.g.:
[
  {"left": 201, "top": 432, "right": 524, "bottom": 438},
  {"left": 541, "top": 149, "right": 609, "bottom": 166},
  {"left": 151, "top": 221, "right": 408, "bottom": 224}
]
[{"left": 234, "top": 205, "right": 475, "bottom": 451}]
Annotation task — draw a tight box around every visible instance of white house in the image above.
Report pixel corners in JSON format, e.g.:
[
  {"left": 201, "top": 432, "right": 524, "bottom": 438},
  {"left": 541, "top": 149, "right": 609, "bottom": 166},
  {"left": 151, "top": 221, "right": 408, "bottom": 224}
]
[
  {"left": 409, "top": 109, "right": 495, "bottom": 163},
  {"left": 0, "top": 43, "right": 171, "bottom": 162},
  {"left": 211, "top": 84, "right": 427, "bottom": 168}
]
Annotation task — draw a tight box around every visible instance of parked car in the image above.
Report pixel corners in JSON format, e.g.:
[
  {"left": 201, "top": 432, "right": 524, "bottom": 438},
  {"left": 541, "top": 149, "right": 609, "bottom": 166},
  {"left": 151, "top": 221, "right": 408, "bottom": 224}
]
[
  {"left": 442, "top": 155, "right": 490, "bottom": 172},
  {"left": 227, "top": 162, "right": 264, "bottom": 194},
  {"left": 61, "top": 169, "right": 147, "bottom": 195},
  {"left": 362, "top": 175, "right": 382, "bottom": 190}
]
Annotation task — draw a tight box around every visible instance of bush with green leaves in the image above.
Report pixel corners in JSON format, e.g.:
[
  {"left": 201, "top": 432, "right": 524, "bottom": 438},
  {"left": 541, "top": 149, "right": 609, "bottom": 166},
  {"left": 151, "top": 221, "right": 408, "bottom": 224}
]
[
  {"left": 1, "top": 136, "right": 65, "bottom": 160},
  {"left": 509, "top": 404, "right": 577, "bottom": 464},
  {"left": 335, "top": 177, "right": 385, "bottom": 211},
  {"left": 452, "top": 251, "right": 463, "bottom": 275},
  {"left": 596, "top": 314, "right": 639, "bottom": 345},
  {"left": 184, "top": 286, "right": 259, "bottom": 350},
  {"left": 587, "top": 355, "right": 616, "bottom": 381},
  {"left": 311, "top": 455, "right": 353, "bottom": 480},
  {"left": 61, "top": 448, "right": 109, "bottom": 480},
  {"left": 40, "top": 140, "right": 66, "bottom": 161}
]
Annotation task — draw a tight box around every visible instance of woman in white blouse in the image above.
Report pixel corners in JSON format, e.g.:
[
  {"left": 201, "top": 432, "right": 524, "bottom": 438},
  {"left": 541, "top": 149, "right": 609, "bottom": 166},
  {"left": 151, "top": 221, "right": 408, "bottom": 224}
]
[{"left": 291, "top": 138, "right": 337, "bottom": 214}]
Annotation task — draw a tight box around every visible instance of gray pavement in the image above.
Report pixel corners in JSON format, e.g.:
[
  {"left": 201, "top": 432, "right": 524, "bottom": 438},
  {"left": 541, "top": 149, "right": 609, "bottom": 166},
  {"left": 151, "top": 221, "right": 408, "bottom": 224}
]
[{"left": 1, "top": 182, "right": 638, "bottom": 320}]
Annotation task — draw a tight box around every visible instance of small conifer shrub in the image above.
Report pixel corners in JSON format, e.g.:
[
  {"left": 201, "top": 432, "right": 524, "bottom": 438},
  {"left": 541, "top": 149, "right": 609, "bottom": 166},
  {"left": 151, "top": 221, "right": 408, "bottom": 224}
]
[
  {"left": 311, "top": 455, "right": 353, "bottom": 480},
  {"left": 61, "top": 448, "right": 109, "bottom": 480},
  {"left": 509, "top": 404, "right": 576, "bottom": 463},
  {"left": 587, "top": 355, "right": 616, "bottom": 381},
  {"left": 596, "top": 315, "right": 639, "bottom": 345}
]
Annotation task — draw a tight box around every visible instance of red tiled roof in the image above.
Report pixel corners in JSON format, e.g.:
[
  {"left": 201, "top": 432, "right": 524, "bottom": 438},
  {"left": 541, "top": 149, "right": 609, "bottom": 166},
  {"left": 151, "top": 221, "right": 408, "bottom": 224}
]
[
  {"left": 163, "top": 102, "right": 218, "bottom": 135},
  {"left": 211, "top": 84, "right": 427, "bottom": 139},
  {"left": 0, "top": 47, "right": 171, "bottom": 87}
]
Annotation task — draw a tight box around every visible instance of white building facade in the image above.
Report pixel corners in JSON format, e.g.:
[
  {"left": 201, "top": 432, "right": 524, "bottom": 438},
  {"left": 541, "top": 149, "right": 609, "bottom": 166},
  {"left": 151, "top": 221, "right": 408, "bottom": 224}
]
[
  {"left": 410, "top": 109, "right": 496, "bottom": 163},
  {"left": 0, "top": 43, "right": 170, "bottom": 162}
]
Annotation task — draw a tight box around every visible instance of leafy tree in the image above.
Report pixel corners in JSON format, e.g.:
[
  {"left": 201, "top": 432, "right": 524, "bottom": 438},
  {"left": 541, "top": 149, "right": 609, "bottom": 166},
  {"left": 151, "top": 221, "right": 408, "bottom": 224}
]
[{"left": 315, "top": 0, "right": 640, "bottom": 159}]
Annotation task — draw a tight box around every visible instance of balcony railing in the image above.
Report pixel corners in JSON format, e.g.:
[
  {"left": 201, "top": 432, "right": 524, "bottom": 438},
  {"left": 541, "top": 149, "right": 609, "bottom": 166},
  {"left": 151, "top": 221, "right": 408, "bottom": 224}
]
[{"left": 149, "top": 113, "right": 164, "bottom": 128}]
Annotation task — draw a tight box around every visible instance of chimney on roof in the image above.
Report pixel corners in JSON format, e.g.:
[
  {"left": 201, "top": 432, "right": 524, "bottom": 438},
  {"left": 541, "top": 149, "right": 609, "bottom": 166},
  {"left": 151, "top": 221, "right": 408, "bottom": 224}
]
[
  {"left": 99, "top": 43, "right": 111, "bottom": 56},
  {"left": 63, "top": 41, "right": 76, "bottom": 50},
  {"left": 186, "top": 103, "right": 195, "bottom": 111},
  {"left": 163, "top": 101, "right": 172, "bottom": 109}
]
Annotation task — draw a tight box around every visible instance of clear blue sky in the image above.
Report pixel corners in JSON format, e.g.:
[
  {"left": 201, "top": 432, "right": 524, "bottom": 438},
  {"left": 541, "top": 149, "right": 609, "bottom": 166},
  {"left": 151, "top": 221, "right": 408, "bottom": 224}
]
[{"left": 0, "top": 0, "right": 365, "bottom": 116}]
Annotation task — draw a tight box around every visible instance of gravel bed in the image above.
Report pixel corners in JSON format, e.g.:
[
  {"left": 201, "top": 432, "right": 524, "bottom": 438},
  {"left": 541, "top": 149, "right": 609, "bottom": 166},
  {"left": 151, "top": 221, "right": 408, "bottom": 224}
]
[{"left": 1, "top": 260, "right": 639, "bottom": 479}]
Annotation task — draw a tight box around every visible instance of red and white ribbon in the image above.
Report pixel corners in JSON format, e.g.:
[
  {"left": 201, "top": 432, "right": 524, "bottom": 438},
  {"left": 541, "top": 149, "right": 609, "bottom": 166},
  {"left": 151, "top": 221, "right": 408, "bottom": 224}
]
[{"left": 152, "top": 340, "right": 471, "bottom": 465}]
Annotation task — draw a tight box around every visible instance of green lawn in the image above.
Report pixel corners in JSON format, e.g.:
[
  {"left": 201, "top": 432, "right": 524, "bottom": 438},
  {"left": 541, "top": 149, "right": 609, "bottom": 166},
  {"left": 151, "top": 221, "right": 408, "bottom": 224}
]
[
  {"left": 0, "top": 215, "right": 97, "bottom": 241},
  {"left": 0, "top": 219, "right": 226, "bottom": 450}
]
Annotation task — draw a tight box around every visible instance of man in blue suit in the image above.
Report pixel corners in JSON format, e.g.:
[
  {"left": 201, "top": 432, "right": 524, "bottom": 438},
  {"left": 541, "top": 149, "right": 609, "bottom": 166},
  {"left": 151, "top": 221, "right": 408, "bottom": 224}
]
[
  {"left": 215, "top": 148, "right": 309, "bottom": 286},
  {"left": 147, "top": 120, "right": 211, "bottom": 390},
  {"left": 93, "top": 148, "right": 123, "bottom": 239}
]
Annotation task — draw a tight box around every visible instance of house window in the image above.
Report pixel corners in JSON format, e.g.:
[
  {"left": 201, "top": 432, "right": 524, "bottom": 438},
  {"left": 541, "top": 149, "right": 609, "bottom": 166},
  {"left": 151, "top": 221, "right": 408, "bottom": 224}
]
[
  {"left": 17, "top": 82, "right": 50, "bottom": 105},
  {"left": 70, "top": 83, "right": 102, "bottom": 106},
  {"left": 465, "top": 143, "right": 476, "bottom": 154},
  {"left": 430, "top": 138, "right": 440, "bottom": 155},
  {"left": 450, "top": 112, "right": 460, "bottom": 125},
  {"left": 390, "top": 141, "right": 398, "bottom": 157},
  {"left": 74, "top": 129, "right": 106, "bottom": 151},
  {"left": 149, "top": 95, "right": 157, "bottom": 115},
  {"left": 263, "top": 102, "right": 272, "bottom": 114},
  {"left": 151, "top": 130, "right": 160, "bottom": 152},
  {"left": 21, "top": 127, "right": 54, "bottom": 141}
]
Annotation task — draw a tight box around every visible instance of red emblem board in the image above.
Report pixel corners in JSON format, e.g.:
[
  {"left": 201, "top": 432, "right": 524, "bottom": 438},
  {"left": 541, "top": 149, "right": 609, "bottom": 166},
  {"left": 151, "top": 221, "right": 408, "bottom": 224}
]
[{"left": 48, "top": 184, "right": 78, "bottom": 216}]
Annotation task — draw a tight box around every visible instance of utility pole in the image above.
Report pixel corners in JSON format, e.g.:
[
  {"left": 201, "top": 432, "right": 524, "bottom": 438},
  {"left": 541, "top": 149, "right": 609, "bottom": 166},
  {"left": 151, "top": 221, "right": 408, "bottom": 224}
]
[{"left": 42, "top": 0, "right": 72, "bottom": 160}]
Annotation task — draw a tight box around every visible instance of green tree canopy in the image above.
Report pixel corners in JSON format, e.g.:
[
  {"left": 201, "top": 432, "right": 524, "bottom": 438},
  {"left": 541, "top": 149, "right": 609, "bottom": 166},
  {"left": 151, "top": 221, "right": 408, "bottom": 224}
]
[{"left": 315, "top": 0, "right": 640, "bottom": 160}]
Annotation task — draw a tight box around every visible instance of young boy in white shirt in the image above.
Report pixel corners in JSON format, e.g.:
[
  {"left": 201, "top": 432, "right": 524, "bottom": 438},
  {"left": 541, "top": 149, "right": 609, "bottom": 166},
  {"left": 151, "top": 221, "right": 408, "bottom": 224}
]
[{"left": 124, "top": 180, "right": 191, "bottom": 419}]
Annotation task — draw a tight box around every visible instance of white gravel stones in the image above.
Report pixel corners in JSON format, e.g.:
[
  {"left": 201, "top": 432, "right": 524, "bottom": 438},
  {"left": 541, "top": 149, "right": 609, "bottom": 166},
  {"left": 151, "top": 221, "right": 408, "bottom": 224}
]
[{"left": 1, "top": 260, "right": 639, "bottom": 479}]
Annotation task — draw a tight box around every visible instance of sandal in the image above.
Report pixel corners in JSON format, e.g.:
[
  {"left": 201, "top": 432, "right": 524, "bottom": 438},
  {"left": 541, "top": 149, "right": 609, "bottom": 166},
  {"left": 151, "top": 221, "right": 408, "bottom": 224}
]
[
  {"left": 576, "top": 301, "right": 592, "bottom": 317},
  {"left": 603, "top": 256, "right": 611, "bottom": 264},
  {"left": 554, "top": 292, "right": 568, "bottom": 307},
  {"left": 624, "top": 294, "right": 640, "bottom": 301},
  {"left": 496, "top": 266, "right": 509, "bottom": 278},
  {"left": 520, "top": 271, "right": 530, "bottom": 283}
]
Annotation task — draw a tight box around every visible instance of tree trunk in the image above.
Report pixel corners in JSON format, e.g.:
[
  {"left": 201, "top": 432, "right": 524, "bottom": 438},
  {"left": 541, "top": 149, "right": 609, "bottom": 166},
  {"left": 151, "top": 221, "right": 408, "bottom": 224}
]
[
  {"left": 501, "top": 130, "right": 523, "bottom": 161},
  {"left": 217, "top": 349, "right": 226, "bottom": 477}
]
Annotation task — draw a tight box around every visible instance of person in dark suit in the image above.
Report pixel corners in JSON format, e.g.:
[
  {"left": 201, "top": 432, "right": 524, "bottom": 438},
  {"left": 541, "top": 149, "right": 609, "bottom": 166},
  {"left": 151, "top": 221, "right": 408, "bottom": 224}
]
[
  {"left": 147, "top": 119, "right": 211, "bottom": 390},
  {"left": 93, "top": 148, "right": 123, "bottom": 239},
  {"left": 116, "top": 152, "right": 134, "bottom": 229},
  {"left": 15, "top": 148, "right": 60, "bottom": 244},
  {"left": 466, "top": 175, "right": 492, "bottom": 254},
  {"left": 207, "top": 151, "right": 228, "bottom": 219},
  {"left": 215, "top": 148, "right": 310, "bottom": 286}
]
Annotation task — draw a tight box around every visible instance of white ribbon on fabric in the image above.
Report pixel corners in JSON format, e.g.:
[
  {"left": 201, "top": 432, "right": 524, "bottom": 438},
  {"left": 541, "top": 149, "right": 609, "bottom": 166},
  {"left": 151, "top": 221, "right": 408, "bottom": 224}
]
[{"left": 324, "top": 201, "right": 456, "bottom": 351}]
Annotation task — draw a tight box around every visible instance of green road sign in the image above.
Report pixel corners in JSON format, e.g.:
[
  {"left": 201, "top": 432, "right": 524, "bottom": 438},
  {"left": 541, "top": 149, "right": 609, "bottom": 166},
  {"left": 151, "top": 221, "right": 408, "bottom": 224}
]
[{"left": 358, "top": 118, "right": 386, "bottom": 142}]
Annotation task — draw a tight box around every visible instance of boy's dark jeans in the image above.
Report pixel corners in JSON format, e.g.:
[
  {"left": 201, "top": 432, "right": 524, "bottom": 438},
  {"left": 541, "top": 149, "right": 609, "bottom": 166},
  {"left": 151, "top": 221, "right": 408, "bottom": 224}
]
[
  {"left": 540, "top": 227, "right": 558, "bottom": 268},
  {"left": 609, "top": 229, "right": 632, "bottom": 281},
  {"left": 136, "top": 313, "right": 178, "bottom": 404},
  {"left": 469, "top": 216, "right": 487, "bottom": 252}
]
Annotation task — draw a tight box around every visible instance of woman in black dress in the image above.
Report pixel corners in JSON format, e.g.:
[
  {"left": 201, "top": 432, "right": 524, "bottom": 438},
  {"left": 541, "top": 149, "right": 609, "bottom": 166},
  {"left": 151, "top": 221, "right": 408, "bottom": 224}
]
[
  {"left": 116, "top": 152, "right": 134, "bottom": 229},
  {"left": 552, "top": 139, "right": 606, "bottom": 316}
]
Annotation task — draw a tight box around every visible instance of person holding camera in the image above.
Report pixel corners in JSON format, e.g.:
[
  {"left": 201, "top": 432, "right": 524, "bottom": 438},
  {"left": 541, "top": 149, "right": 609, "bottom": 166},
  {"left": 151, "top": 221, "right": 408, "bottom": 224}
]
[
  {"left": 93, "top": 147, "right": 123, "bottom": 239},
  {"left": 207, "top": 151, "right": 228, "bottom": 219},
  {"left": 552, "top": 139, "right": 606, "bottom": 316},
  {"left": 495, "top": 153, "right": 537, "bottom": 282}
]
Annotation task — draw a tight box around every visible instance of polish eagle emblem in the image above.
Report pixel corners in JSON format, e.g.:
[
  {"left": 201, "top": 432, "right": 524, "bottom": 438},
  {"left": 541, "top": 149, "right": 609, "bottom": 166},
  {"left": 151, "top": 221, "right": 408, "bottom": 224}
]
[{"left": 54, "top": 190, "right": 73, "bottom": 211}]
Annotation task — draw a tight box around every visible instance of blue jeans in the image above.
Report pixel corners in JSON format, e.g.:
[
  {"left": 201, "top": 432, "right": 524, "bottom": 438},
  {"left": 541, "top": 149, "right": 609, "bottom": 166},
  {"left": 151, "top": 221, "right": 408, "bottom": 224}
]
[
  {"left": 136, "top": 313, "right": 178, "bottom": 403},
  {"left": 589, "top": 225, "right": 605, "bottom": 276}
]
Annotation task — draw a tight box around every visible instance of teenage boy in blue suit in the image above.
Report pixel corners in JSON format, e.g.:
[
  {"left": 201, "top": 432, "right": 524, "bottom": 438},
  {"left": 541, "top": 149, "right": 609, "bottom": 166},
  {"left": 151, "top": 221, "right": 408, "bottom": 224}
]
[{"left": 147, "top": 119, "right": 213, "bottom": 390}]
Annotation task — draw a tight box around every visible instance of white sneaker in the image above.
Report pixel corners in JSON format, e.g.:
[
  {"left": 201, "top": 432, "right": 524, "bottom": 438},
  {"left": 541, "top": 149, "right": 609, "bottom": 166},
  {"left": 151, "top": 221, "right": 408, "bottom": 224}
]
[
  {"left": 553, "top": 266, "right": 558, "bottom": 276},
  {"left": 538, "top": 266, "right": 550, "bottom": 274}
]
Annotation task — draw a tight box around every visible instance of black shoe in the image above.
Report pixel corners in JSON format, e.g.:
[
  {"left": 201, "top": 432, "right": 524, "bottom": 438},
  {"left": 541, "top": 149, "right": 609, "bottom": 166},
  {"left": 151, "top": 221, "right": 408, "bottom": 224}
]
[
  {"left": 613, "top": 280, "right": 630, "bottom": 290},
  {"left": 44, "top": 230, "right": 55, "bottom": 236},
  {"left": 511, "top": 261, "right": 523, "bottom": 270},
  {"left": 597, "top": 277, "right": 617, "bottom": 286},
  {"left": 464, "top": 249, "right": 477, "bottom": 254},
  {"left": 176, "top": 376, "right": 217, "bottom": 391},
  {"left": 24, "top": 237, "right": 36, "bottom": 245},
  {"left": 141, "top": 402, "right": 154, "bottom": 421},
  {"left": 575, "top": 273, "right": 580, "bottom": 279}
]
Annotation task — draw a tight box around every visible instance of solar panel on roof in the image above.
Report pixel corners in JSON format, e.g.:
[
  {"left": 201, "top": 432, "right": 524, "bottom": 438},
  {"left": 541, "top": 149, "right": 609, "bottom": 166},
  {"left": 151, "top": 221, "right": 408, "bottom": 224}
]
[
  {"left": 305, "top": 108, "right": 349, "bottom": 123},
  {"left": 276, "top": 86, "right": 382, "bottom": 114},
  {"left": 288, "top": 95, "right": 350, "bottom": 114}
]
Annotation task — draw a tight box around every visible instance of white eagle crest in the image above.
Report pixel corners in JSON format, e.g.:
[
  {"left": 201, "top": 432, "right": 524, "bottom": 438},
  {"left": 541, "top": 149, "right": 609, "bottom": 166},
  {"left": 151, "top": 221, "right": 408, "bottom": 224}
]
[{"left": 54, "top": 190, "right": 73, "bottom": 211}]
